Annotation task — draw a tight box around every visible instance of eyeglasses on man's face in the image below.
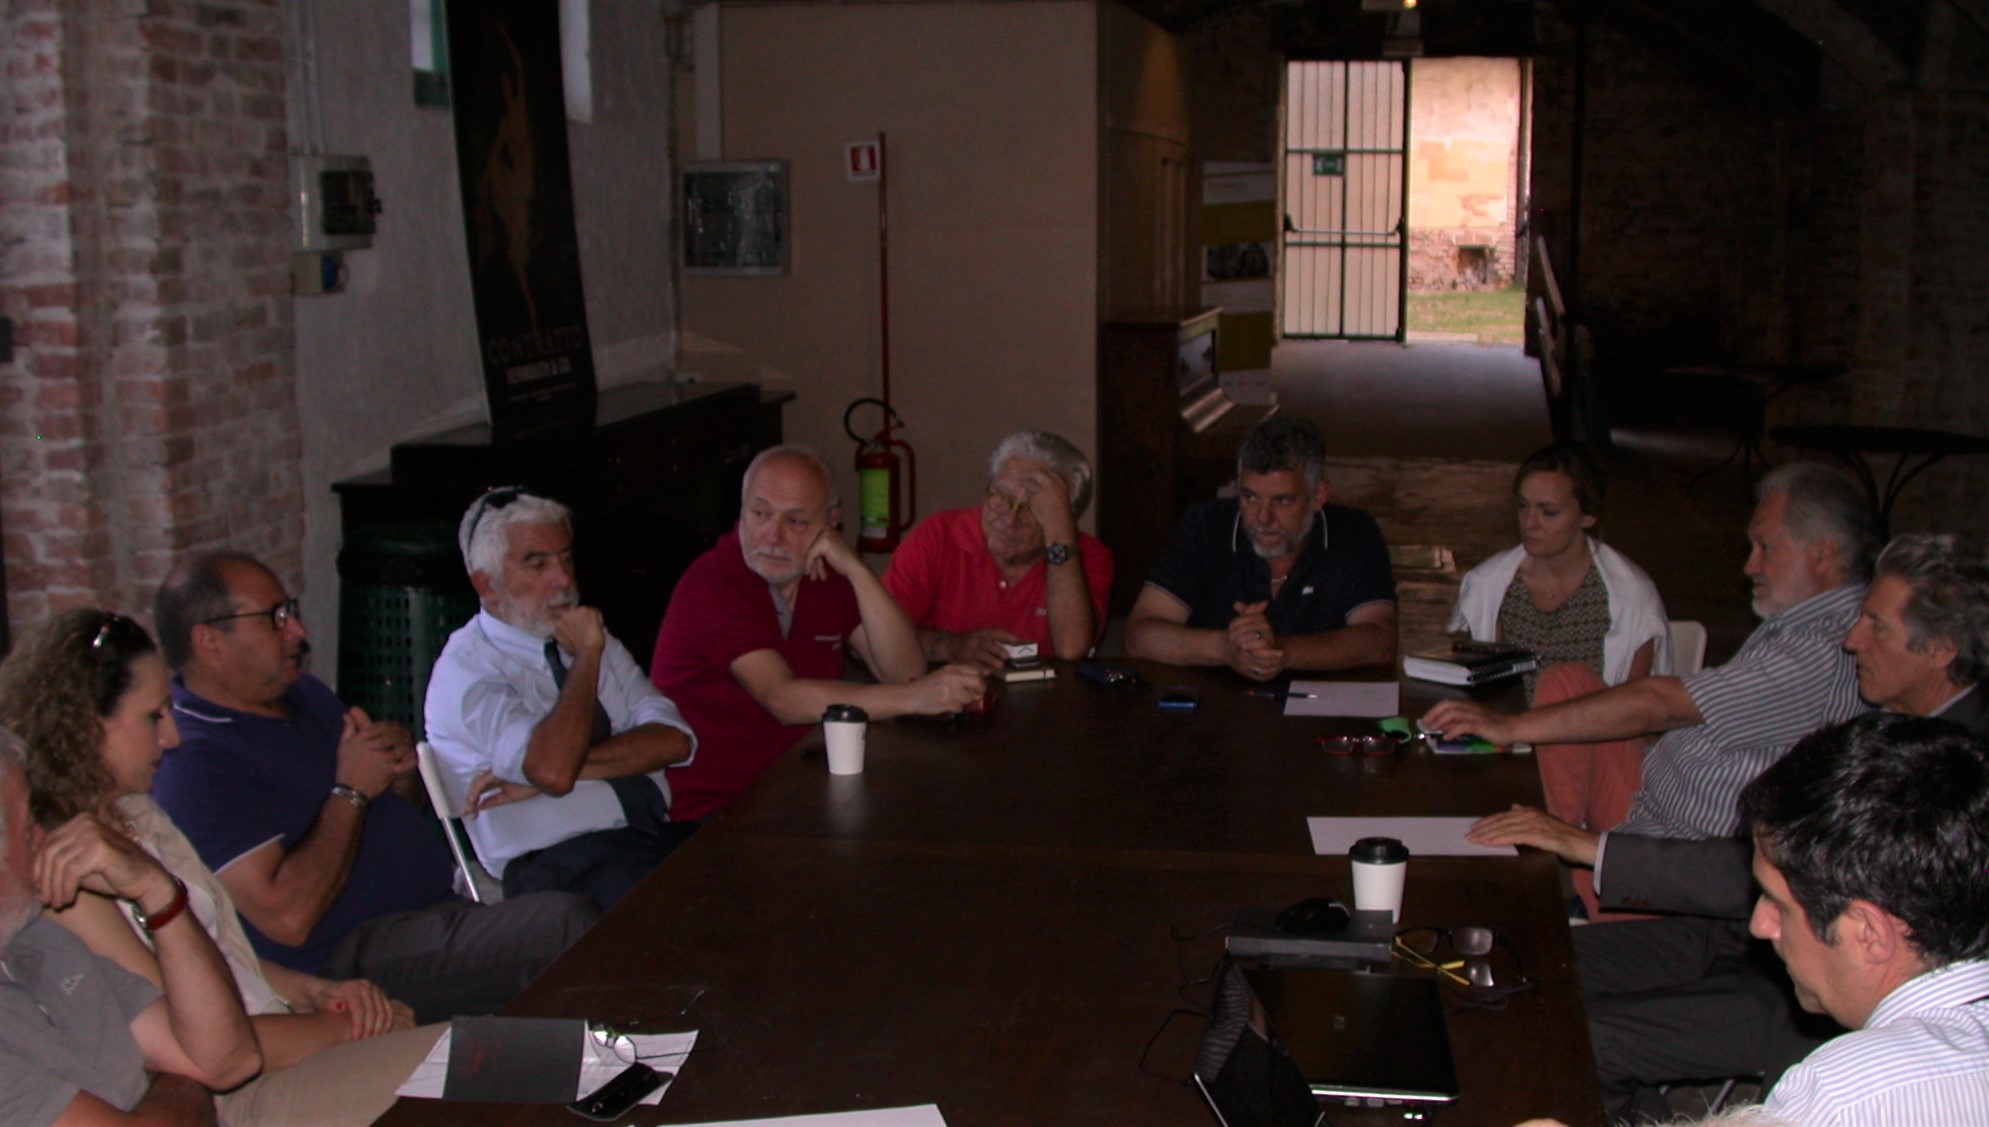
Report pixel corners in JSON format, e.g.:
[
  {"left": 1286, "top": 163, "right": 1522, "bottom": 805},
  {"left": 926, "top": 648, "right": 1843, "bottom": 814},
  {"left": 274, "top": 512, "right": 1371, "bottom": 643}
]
[
  {"left": 203, "top": 597, "right": 302, "bottom": 632},
  {"left": 984, "top": 487, "right": 1034, "bottom": 520}
]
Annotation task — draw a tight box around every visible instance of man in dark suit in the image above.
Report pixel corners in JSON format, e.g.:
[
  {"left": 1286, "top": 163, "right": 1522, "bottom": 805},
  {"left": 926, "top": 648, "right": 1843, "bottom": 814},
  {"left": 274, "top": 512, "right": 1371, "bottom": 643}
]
[{"left": 1470, "top": 533, "right": 1989, "bottom": 1122}]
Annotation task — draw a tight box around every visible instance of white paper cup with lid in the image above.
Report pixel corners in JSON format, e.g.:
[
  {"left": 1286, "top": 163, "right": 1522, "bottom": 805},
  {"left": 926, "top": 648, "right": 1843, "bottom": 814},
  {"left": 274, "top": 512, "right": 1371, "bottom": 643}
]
[
  {"left": 822, "top": 704, "right": 869, "bottom": 775},
  {"left": 1349, "top": 836, "right": 1410, "bottom": 922}
]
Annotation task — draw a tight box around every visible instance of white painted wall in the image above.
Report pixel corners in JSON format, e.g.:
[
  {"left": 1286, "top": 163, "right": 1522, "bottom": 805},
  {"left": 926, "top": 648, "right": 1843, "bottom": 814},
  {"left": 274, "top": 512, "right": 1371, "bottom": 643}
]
[
  {"left": 290, "top": 2, "right": 676, "bottom": 682},
  {"left": 681, "top": 2, "right": 1101, "bottom": 528}
]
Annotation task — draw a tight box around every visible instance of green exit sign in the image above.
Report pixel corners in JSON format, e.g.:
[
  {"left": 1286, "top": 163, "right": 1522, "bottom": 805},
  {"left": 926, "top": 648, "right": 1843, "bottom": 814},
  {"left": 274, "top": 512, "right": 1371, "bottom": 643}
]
[{"left": 1312, "top": 153, "right": 1346, "bottom": 176}]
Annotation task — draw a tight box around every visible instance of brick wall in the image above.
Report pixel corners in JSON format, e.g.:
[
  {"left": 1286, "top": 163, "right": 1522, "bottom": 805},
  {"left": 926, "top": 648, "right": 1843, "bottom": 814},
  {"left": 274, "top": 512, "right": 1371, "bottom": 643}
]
[
  {"left": 1779, "top": 64, "right": 1861, "bottom": 416},
  {"left": 0, "top": 0, "right": 298, "bottom": 637},
  {"left": 1408, "top": 229, "right": 1517, "bottom": 292},
  {"left": 1, "top": 3, "right": 109, "bottom": 626},
  {"left": 1872, "top": 88, "right": 1989, "bottom": 538},
  {"left": 1526, "top": 2, "right": 1989, "bottom": 539},
  {"left": 1534, "top": 6, "right": 1812, "bottom": 381}
]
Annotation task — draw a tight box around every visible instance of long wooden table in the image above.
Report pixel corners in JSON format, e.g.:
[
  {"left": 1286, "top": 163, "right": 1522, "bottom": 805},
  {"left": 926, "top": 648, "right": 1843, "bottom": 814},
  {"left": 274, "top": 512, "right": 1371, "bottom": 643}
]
[{"left": 377, "top": 661, "right": 1603, "bottom": 1126}]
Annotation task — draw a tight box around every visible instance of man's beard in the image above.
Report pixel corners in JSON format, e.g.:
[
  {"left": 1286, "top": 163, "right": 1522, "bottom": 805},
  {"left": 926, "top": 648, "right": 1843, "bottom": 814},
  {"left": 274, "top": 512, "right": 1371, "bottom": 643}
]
[
  {"left": 1749, "top": 578, "right": 1782, "bottom": 620},
  {"left": 1248, "top": 510, "right": 1316, "bottom": 562},
  {"left": 501, "top": 590, "right": 580, "bottom": 638},
  {"left": 747, "top": 551, "right": 805, "bottom": 588}
]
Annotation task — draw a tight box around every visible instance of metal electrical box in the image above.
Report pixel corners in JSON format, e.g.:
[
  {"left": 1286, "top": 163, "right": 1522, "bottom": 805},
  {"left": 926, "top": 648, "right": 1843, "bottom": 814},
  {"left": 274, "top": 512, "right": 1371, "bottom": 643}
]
[
  {"left": 683, "top": 160, "right": 789, "bottom": 277},
  {"left": 292, "top": 154, "right": 382, "bottom": 252}
]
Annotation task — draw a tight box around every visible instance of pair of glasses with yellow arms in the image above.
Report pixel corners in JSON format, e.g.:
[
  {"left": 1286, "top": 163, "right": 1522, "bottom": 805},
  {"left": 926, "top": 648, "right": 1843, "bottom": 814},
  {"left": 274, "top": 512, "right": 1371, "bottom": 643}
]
[{"left": 1392, "top": 926, "right": 1535, "bottom": 1008}]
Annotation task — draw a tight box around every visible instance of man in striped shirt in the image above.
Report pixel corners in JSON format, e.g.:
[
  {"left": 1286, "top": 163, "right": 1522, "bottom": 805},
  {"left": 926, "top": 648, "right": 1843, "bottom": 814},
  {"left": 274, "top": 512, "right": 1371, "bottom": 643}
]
[
  {"left": 1423, "top": 461, "right": 1878, "bottom": 856},
  {"left": 1427, "top": 462, "right": 1875, "bottom": 1121}
]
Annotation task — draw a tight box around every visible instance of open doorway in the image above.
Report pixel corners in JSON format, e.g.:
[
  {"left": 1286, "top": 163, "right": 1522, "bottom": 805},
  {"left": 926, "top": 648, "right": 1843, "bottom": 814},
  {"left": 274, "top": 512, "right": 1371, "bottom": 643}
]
[{"left": 1282, "top": 57, "right": 1530, "bottom": 346}]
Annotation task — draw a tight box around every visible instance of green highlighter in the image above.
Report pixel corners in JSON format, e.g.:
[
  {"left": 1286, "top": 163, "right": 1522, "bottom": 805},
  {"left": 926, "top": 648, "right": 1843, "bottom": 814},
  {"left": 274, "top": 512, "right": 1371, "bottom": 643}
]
[{"left": 1379, "top": 715, "right": 1497, "bottom": 753}]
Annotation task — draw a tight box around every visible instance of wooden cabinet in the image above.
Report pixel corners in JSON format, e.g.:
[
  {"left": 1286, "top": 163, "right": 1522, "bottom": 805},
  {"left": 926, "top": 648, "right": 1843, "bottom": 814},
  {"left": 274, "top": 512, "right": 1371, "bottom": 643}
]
[{"left": 334, "top": 381, "right": 791, "bottom": 668}]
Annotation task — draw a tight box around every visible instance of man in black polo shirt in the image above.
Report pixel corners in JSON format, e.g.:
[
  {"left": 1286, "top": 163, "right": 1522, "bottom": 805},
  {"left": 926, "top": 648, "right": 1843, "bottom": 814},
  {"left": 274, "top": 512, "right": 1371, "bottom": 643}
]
[{"left": 1126, "top": 415, "right": 1397, "bottom": 680}]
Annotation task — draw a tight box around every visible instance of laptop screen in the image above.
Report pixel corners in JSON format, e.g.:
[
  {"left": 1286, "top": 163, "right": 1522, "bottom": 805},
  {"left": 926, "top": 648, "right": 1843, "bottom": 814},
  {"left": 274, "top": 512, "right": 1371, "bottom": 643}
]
[{"left": 1243, "top": 968, "right": 1461, "bottom": 1104}]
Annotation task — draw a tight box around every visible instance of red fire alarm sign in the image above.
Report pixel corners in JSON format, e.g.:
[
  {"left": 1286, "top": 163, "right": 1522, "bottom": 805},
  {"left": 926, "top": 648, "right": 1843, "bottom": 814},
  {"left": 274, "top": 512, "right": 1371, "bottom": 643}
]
[{"left": 846, "top": 141, "right": 881, "bottom": 182}]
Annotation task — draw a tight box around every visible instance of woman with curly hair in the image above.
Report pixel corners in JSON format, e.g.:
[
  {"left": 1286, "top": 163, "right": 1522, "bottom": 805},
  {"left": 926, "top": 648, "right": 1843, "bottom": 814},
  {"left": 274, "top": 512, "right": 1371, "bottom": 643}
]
[{"left": 0, "top": 610, "right": 442, "bottom": 1126}]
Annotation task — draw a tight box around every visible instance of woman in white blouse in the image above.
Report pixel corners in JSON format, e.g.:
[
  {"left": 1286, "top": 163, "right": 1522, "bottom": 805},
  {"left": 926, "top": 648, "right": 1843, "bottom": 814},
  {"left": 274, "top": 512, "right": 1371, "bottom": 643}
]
[
  {"left": 1449, "top": 442, "right": 1671, "bottom": 691},
  {"left": 1447, "top": 444, "right": 1671, "bottom": 921}
]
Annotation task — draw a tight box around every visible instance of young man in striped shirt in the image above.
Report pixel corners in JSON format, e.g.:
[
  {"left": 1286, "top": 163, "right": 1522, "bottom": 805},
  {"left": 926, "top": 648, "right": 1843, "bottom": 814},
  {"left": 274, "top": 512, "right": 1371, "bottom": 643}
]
[
  {"left": 1517, "top": 712, "right": 1989, "bottom": 1126},
  {"left": 1737, "top": 712, "right": 1989, "bottom": 1123}
]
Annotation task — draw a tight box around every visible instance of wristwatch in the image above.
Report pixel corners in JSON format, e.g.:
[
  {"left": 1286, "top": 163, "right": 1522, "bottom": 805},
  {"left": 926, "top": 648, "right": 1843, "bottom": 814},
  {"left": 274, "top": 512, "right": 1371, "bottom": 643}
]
[
  {"left": 329, "top": 783, "right": 369, "bottom": 811},
  {"left": 1044, "top": 542, "right": 1074, "bottom": 566}
]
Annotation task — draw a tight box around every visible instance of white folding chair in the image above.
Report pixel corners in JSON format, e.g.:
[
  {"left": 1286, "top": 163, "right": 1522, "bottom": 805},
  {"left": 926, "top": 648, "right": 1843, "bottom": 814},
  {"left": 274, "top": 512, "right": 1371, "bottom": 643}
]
[
  {"left": 415, "top": 740, "right": 505, "bottom": 904},
  {"left": 1669, "top": 620, "right": 1708, "bottom": 677}
]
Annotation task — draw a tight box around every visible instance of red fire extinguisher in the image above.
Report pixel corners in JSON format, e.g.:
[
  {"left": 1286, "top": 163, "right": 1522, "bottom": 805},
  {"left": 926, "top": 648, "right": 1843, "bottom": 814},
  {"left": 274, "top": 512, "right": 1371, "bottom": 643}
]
[{"left": 844, "top": 397, "right": 917, "bottom": 552}]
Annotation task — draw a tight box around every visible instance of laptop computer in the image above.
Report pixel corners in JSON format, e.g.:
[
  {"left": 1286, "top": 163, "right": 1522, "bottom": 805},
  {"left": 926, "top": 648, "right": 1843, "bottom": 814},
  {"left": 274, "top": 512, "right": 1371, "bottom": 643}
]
[
  {"left": 1242, "top": 967, "right": 1461, "bottom": 1104},
  {"left": 1194, "top": 957, "right": 1328, "bottom": 1127}
]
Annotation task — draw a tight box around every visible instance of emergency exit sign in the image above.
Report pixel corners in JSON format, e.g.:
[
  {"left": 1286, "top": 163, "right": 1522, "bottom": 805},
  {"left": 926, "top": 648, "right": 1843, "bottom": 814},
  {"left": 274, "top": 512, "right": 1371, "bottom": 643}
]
[{"left": 1312, "top": 153, "right": 1345, "bottom": 176}]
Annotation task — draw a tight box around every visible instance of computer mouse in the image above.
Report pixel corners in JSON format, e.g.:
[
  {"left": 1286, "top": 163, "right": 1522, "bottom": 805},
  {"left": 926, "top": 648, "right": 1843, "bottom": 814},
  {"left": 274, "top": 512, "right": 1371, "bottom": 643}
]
[{"left": 1274, "top": 896, "right": 1350, "bottom": 936}]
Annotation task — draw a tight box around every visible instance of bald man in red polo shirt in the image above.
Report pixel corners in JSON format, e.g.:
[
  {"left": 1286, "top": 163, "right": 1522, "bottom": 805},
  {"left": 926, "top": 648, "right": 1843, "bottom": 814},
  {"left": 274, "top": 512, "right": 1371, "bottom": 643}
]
[{"left": 650, "top": 445, "right": 985, "bottom": 822}]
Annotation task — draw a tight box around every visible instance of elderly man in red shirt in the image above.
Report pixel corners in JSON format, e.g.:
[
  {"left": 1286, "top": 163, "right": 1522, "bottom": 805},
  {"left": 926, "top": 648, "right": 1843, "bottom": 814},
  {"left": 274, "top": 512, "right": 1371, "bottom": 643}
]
[
  {"left": 882, "top": 430, "right": 1114, "bottom": 671},
  {"left": 650, "top": 446, "right": 986, "bottom": 822}
]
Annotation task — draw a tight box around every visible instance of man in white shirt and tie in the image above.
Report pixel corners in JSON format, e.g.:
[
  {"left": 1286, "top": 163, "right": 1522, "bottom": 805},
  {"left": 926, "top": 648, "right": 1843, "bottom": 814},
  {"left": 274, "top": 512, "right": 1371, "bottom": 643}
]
[{"left": 425, "top": 488, "right": 697, "bottom": 911}]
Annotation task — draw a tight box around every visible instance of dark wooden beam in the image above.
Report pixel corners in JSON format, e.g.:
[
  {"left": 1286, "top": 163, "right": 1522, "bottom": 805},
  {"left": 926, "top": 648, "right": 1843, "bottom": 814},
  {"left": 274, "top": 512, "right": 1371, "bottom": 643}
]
[
  {"left": 1748, "top": 0, "right": 1909, "bottom": 87},
  {"left": 1952, "top": 0, "right": 1989, "bottom": 36}
]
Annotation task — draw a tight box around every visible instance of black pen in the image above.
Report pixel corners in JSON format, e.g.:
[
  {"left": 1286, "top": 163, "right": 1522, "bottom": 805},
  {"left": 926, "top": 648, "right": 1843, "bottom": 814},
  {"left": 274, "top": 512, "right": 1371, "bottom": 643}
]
[{"left": 1246, "top": 689, "right": 1318, "bottom": 700}]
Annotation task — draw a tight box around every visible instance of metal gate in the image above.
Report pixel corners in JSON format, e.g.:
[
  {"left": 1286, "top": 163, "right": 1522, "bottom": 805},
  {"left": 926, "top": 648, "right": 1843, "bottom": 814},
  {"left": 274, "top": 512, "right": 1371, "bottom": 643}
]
[{"left": 1282, "top": 61, "right": 1409, "bottom": 340}]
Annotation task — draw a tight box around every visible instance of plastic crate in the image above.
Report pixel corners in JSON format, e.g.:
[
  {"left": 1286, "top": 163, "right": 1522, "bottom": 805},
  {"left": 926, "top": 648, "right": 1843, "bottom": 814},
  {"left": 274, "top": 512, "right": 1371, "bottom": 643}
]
[{"left": 336, "top": 524, "right": 477, "bottom": 739}]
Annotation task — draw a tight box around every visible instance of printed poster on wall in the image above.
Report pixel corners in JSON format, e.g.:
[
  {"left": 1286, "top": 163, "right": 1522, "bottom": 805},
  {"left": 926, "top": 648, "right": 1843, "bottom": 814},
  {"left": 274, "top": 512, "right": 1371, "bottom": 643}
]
[
  {"left": 449, "top": 0, "right": 597, "bottom": 429},
  {"left": 1202, "top": 162, "right": 1278, "bottom": 405}
]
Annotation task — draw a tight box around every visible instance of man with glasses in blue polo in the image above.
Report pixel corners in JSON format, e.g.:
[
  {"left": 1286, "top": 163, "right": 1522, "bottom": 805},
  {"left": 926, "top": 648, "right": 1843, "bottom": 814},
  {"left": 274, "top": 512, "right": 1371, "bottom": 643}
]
[{"left": 150, "top": 550, "right": 596, "bottom": 1025}]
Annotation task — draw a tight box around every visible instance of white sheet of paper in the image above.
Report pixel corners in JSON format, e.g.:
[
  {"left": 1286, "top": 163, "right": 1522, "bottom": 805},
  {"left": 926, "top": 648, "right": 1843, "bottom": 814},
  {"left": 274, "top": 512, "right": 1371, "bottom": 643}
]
[
  {"left": 1308, "top": 816, "right": 1518, "bottom": 857},
  {"left": 394, "top": 1027, "right": 699, "bottom": 1104},
  {"left": 1282, "top": 680, "right": 1400, "bottom": 718},
  {"left": 671, "top": 1108, "right": 951, "bottom": 1127}
]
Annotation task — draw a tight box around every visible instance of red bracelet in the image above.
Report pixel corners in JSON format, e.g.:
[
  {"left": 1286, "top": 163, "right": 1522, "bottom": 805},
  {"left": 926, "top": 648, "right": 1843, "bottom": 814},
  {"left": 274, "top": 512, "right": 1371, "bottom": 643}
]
[{"left": 133, "top": 876, "right": 189, "bottom": 936}]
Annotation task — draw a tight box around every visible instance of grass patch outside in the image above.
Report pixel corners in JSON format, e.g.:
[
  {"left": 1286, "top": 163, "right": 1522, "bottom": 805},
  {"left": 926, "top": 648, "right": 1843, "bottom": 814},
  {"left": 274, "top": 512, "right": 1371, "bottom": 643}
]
[{"left": 1406, "top": 286, "right": 1525, "bottom": 345}]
